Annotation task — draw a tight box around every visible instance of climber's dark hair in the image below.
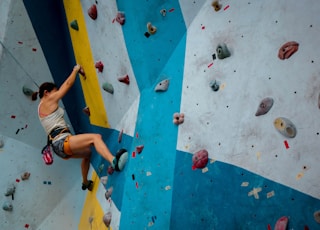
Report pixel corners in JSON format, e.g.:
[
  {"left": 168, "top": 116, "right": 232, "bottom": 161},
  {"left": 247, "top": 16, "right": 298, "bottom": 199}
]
[{"left": 31, "top": 82, "right": 57, "bottom": 101}]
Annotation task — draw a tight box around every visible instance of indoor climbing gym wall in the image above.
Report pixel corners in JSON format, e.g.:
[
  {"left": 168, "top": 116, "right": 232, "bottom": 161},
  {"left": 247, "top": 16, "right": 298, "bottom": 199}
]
[{"left": 1, "top": 0, "right": 320, "bottom": 229}]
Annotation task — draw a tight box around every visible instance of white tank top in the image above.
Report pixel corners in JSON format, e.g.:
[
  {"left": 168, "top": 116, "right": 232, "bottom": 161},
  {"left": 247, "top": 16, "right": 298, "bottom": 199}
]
[{"left": 38, "top": 104, "right": 70, "bottom": 142}]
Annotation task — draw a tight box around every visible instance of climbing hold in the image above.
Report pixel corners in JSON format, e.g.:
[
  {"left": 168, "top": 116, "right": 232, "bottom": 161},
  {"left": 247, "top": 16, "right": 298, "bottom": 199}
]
[
  {"left": 160, "top": 9, "right": 166, "bottom": 16},
  {"left": 278, "top": 41, "right": 299, "bottom": 60},
  {"left": 192, "top": 149, "right": 209, "bottom": 170},
  {"left": 155, "top": 79, "right": 169, "bottom": 92},
  {"left": 70, "top": 20, "right": 79, "bottom": 31},
  {"left": 102, "top": 82, "right": 114, "bottom": 94},
  {"left": 118, "top": 129, "right": 123, "bottom": 143},
  {"left": 22, "top": 86, "right": 34, "bottom": 96},
  {"left": 212, "top": 0, "right": 222, "bottom": 11},
  {"left": 21, "top": 172, "right": 31, "bottom": 180},
  {"left": 0, "top": 139, "right": 4, "bottom": 148},
  {"left": 147, "top": 22, "right": 157, "bottom": 35},
  {"left": 82, "top": 106, "right": 90, "bottom": 116},
  {"left": 173, "top": 113, "right": 184, "bottom": 125},
  {"left": 98, "top": 164, "right": 104, "bottom": 174},
  {"left": 216, "top": 43, "right": 231, "bottom": 59},
  {"left": 210, "top": 80, "right": 220, "bottom": 91},
  {"left": 116, "top": 12, "right": 125, "bottom": 25},
  {"left": 95, "top": 61, "right": 104, "bottom": 72},
  {"left": 2, "top": 201, "right": 13, "bottom": 211},
  {"left": 79, "top": 67, "right": 86, "bottom": 79},
  {"left": 103, "top": 211, "right": 112, "bottom": 227},
  {"left": 255, "top": 97, "right": 274, "bottom": 116},
  {"left": 107, "top": 166, "right": 114, "bottom": 175},
  {"left": 118, "top": 74, "right": 130, "bottom": 85},
  {"left": 100, "top": 176, "right": 108, "bottom": 185},
  {"left": 274, "top": 216, "right": 288, "bottom": 230},
  {"left": 314, "top": 210, "right": 320, "bottom": 223},
  {"left": 274, "top": 117, "right": 297, "bottom": 138},
  {"left": 88, "top": 4, "right": 97, "bottom": 20},
  {"left": 105, "top": 186, "right": 113, "bottom": 200},
  {"left": 4, "top": 184, "right": 15, "bottom": 196},
  {"left": 136, "top": 145, "right": 144, "bottom": 154}
]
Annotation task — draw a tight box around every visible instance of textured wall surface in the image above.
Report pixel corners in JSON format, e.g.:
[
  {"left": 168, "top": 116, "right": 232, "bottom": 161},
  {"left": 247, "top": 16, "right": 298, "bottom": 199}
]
[{"left": 1, "top": 0, "right": 320, "bottom": 229}]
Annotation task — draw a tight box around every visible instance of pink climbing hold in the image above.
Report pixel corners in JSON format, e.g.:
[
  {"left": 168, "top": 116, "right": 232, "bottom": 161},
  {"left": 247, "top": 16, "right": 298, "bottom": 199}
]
[
  {"left": 118, "top": 74, "right": 130, "bottom": 85},
  {"left": 95, "top": 61, "right": 104, "bottom": 72},
  {"left": 274, "top": 216, "right": 288, "bottom": 230},
  {"left": 116, "top": 12, "right": 125, "bottom": 25},
  {"left": 136, "top": 145, "right": 144, "bottom": 154},
  {"left": 173, "top": 113, "right": 184, "bottom": 125},
  {"left": 88, "top": 4, "right": 98, "bottom": 20},
  {"left": 192, "top": 149, "right": 209, "bottom": 170}
]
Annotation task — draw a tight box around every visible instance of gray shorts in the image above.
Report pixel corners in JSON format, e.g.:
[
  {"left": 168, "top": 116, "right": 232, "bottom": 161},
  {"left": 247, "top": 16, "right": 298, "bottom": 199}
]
[{"left": 52, "top": 135, "right": 71, "bottom": 159}]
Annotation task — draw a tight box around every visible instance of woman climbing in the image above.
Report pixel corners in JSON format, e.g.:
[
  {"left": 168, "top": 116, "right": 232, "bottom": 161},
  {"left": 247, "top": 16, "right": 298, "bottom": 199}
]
[{"left": 32, "top": 64, "right": 128, "bottom": 191}]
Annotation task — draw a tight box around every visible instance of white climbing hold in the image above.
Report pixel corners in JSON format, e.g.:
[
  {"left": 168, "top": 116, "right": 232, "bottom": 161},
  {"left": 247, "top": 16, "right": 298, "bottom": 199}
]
[
  {"left": 2, "top": 201, "right": 13, "bottom": 211},
  {"left": 103, "top": 211, "right": 112, "bottom": 227},
  {"left": 105, "top": 186, "right": 113, "bottom": 200},
  {"left": 4, "top": 184, "right": 15, "bottom": 196},
  {"left": 160, "top": 9, "right": 166, "bottom": 16},
  {"left": 274, "top": 117, "right": 297, "bottom": 138},
  {"left": 101, "top": 176, "right": 108, "bottom": 185},
  {"left": 155, "top": 79, "right": 169, "bottom": 92}
]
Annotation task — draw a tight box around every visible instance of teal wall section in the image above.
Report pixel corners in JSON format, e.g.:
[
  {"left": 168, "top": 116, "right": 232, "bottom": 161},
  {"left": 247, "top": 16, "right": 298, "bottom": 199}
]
[{"left": 171, "top": 150, "right": 320, "bottom": 229}]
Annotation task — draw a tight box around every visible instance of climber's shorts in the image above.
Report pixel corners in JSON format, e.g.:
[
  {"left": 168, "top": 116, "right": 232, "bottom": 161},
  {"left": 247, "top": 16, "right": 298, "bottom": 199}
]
[{"left": 52, "top": 135, "right": 73, "bottom": 159}]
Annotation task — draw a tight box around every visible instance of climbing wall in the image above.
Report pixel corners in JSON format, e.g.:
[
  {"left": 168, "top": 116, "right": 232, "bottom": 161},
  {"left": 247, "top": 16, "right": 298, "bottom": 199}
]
[
  {"left": 0, "top": 1, "right": 85, "bottom": 229},
  {"left": 1, "top": 0, "right": 320, "bottom": 229}
]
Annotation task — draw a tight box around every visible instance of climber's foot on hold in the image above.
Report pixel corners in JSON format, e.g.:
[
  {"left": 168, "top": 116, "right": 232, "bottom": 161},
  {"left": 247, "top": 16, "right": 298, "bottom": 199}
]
[
  {"left": 82, "top": 180, "right": 94, "bottom": 191},
  {"left": 112, "top": 148, "right": 128, "bottom": 171}
]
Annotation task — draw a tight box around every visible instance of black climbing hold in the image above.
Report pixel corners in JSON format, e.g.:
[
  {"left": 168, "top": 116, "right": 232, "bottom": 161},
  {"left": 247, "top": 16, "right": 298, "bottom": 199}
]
[{"left": 216, "top": 43, "right": 231, "bottom": 59}]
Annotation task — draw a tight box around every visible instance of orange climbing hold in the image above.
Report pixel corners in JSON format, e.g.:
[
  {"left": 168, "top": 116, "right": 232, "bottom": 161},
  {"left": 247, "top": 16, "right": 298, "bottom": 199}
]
[
  {"left": 88, "top": 4, "right": 97, "bottom": 20},
  {"left": 118, "top": 74, "right": 130, "bottom": 85}
]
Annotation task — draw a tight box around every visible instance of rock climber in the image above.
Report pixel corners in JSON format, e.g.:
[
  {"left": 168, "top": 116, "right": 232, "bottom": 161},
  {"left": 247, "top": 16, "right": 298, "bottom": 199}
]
[{"left": 32, "top": 64, "right": 128, "bottom": 191}]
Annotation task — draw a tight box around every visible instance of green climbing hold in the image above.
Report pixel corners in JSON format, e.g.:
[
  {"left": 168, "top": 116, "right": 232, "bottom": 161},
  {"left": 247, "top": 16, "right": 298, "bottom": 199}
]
[
  {"left": 216, "top": 43, "right": 231, "bottom": 59},
  {"left": 70, "top": 20, "right": 79, "bottom": 31},
  {"left": 22, "top": 86, "right": 34, "bottom": 96},
  {"left": 102, "top": 82, "right": 114, "bottom": 94}
]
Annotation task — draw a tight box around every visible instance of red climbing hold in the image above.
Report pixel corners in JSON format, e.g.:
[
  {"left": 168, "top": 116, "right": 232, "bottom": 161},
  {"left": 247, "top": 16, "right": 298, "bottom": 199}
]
[
  {"left": 95, "top": 61, "right": 104, "bottom": 72},
  {"left": 82, "top": 106, "right": 90, "bottom": 116},
  {"left": 192, "top": 149, "right": 209, "bottom": 169},
  {"left": 136, "top": 145, "right": 144, "bottom": 154},
  {"left": 88, "top": 4, "right": 97, "bottom": 20},
  {"left": 118, "top": 74, "right": 130, "bottom": 85},
  {"left": 278, "top": 41, "right": 299, "bottom": 60},
  {"left": 116, "top": 12, "right": 125, "bottom": 25}
]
